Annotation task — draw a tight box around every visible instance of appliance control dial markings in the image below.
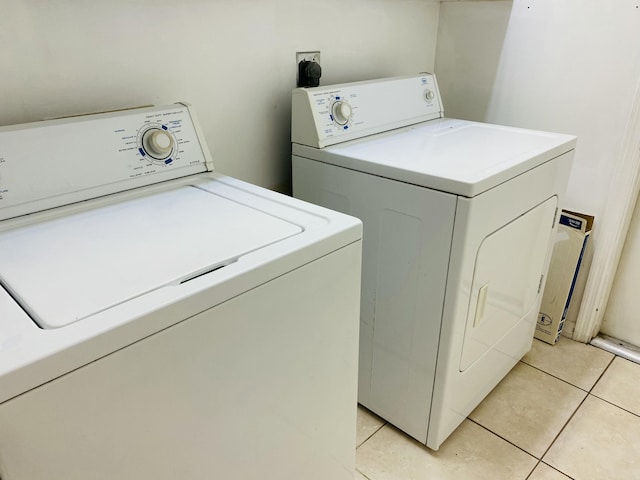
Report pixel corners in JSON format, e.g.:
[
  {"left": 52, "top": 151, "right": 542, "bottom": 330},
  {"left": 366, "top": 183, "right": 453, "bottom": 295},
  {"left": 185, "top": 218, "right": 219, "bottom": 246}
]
[
  {"left": 143, "top": 128, "right": 174, "bottom": 159},
  {"left": 332, "top": 100, "right": 352, "bottom": 125},
  {"left": 313, "top": 92, "right": 359, "bottom": 134},
  {"left": 136, "top": 122, "right": 180, "bottom": 166},
  {"left": 328, "top": 94, "right": 354, "bottom": 130},
  {"left": 424, "top": 89, "right": 435, "bottom": 102}
]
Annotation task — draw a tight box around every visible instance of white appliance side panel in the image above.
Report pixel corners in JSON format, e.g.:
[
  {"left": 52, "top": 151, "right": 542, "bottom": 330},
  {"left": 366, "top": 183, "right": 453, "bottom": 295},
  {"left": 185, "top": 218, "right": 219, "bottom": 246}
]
[
  {"left": 459, "top": 196, "right": 558, "bottom": 371},
  {"left": 0, "top": 185, "right": 302, "bottom": 329},
  {"left": 0, "top": 242, "right": 361, "bottom": 480},
  {"left": 427, "top": 151, "right": 574, "bottom": 450},
  {"left": 293, "top": 155, "right": 456, "bottom": 442}
]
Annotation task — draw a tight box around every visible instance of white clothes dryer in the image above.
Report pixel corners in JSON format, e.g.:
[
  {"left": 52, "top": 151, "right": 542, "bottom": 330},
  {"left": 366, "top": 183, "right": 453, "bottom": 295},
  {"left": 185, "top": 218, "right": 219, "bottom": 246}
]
[
  {"left": 0, "top": 104, "right": 362, "bottom": 479},
  {"left": 291, "top": 74, "right": 576, "bottom": 450}
]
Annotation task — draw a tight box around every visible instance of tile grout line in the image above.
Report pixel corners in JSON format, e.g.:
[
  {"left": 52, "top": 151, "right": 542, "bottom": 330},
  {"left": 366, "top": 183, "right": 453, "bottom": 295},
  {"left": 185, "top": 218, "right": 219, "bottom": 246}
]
[
  {"left": 467, "top": 417, "right": 540, "bottom": 461},
  {"left": 589, "top": 392, "right": 640, "bottom": 419},
  {"left": 539, "top": 460, "right": 577, "bottom": 480},
  {"left": 525, "top": 384, "right": 585, "bottom": 474},
  {"left": 467, "top": 420, "right": 581, "bottom": 480},
  {"left": 355, "top": 466, "right": 373, "bottom": 480},
  {"left": 587, "top": 352, "right": 640, "bottom": 418},
  {"left": 467, "top": 356, "right": 613, "bottom": 477},
  {"left": 356, "top": 352, "right": 624, "bottom": 478},
  {"left": 356, "top": 422, "right": 387, "bottom": 450},
  {"left": 522, "top": 459, "right": 578, "bottom": 480},
  {"left": 587, "top": 353, "right": 617, "bottom": 394},
  {"left": 523, "top": 459, "right": 543, "bottom": 480},
  {"left": 515, "top": 357, "right": 591, "bottom": 468},
  {"left": 535, "top": 353, "right": 617, "bottom": 464},
  {"left": 518, "top": 357, "right": 605, "bottom": 394},
  {"left": 355, "top": 419, "right": 386, "bottom": 480},
  {"left": 410, "top": 412, "right": 582, "bottom": 480}
]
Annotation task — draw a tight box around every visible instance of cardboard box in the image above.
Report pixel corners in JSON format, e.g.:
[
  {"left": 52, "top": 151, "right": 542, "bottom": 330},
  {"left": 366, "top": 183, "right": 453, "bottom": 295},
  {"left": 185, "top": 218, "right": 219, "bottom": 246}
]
[{"left": 536, "top": 210, "right": 594, "bottom": 345}]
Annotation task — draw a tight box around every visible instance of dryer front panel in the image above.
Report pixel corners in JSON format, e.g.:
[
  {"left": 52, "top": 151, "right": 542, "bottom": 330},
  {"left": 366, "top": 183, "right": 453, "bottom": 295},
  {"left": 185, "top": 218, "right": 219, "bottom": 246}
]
[
  {"left": 460, "top": 196, "right": 558, "bottom": 371},
  {"left": 427, "top": 151, "right": 573, "bottom": 450}
]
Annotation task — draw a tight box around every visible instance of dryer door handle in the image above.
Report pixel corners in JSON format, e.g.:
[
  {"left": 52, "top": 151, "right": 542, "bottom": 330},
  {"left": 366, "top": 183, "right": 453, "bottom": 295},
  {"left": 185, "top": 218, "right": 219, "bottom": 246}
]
[{"left": 473, "top": 283, "right": 489, "bottom": 328}]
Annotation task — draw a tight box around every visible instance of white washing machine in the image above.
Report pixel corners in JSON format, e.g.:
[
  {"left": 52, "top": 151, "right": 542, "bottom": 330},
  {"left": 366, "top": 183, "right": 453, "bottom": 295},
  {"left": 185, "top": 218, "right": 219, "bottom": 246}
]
[
  {"left": 291, "top": 74, "right": 576, "bottom": 450},
  {"left": 0, "top": 103, "right": 362, "bottom": 479}
]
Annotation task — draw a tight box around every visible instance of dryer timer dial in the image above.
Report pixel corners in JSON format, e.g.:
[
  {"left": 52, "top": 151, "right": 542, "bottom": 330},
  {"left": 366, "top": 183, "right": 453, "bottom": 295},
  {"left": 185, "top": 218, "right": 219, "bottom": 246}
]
[{"left": 332, "top": 101, "right": 353, "bottom": 126}]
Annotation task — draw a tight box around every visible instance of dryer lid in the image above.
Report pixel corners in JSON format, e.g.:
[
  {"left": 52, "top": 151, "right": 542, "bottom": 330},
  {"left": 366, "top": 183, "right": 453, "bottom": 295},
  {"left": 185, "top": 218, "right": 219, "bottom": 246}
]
[
  {"left": 318, "top": 118, "right": 576, "bottom": 197},
  {"left": 0, "top": 185, "right": 302, "bottom": 329}
]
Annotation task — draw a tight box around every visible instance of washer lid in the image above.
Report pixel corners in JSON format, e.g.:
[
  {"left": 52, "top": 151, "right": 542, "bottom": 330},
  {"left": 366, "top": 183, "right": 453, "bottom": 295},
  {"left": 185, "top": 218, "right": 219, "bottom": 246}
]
[
  {"left": 314, "top": 118, "right": 576, "bottom": 197},
  {"left": 0, "top": 185, "right": 303, "bottom": 329}
]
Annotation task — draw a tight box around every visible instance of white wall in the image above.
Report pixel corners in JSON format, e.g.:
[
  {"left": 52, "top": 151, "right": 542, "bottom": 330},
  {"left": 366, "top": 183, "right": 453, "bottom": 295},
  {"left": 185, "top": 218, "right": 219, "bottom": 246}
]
[
  {"left": 603, "top": 191, "right": 640, "bottom": 346},
  {"left": 0, "top": 0, "right": 440, "bottom": 192},
  {"left": 435, "top": 0, "right": 640, "bottom": 336}
]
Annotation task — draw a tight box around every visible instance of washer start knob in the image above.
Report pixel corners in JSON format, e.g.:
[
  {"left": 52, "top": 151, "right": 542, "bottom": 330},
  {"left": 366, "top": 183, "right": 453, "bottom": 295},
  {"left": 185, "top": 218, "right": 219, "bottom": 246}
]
[
  {"left": 143, "top": 129, "right": 174, "bottom": 159},
  {"left": 332, "top": 101, "right": 353, "bottom": 126}
]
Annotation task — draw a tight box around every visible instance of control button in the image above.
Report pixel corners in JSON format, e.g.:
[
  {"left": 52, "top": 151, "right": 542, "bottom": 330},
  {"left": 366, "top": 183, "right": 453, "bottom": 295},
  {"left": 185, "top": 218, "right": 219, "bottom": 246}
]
[
  {"left": 142, "top": 128, "right": 174, "bottom": 159},
  {"left": 332, "top": 101, "right": 352, "bottom": 126},
  {"left": 425, "top": 89, "right": 435, "bottom": 101}
]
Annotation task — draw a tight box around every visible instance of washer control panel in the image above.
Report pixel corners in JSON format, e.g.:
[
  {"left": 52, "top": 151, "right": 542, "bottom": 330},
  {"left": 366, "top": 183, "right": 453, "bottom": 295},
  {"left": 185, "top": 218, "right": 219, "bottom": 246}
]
[
  {"left": 292, "top": 74, "right": 444, "bottom": 148},
  {"left": 0, "top": 103, "right": 212, "bottom": 220}
]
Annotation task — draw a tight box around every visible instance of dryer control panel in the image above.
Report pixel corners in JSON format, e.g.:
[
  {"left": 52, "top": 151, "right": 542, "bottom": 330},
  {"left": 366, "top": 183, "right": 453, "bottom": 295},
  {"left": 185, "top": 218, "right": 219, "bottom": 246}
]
[
  {"left": 0, "top": 103, "right": 213, "bottom": 221},
  {"left": 292, "top": 74, "right": 444, "bottom": 148}
]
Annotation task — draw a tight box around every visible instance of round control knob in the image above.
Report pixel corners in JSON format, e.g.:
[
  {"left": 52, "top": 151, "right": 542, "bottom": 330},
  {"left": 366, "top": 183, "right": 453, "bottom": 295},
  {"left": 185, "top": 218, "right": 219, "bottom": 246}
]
[
  {"left": 332, "top": 101, "right": 353, "bottom": 125},
  {"left": 424, "top": 89, "right": 435, "bottom": 101},
  {"left": 142, "top": 128, "right": 174, "bottom": 159}
]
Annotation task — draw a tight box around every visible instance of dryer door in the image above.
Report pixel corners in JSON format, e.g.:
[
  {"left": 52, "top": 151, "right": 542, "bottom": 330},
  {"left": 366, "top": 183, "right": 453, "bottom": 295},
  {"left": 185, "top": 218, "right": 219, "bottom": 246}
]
[{"left": 460, "top": 196, "right": 557, "bottom": 371}]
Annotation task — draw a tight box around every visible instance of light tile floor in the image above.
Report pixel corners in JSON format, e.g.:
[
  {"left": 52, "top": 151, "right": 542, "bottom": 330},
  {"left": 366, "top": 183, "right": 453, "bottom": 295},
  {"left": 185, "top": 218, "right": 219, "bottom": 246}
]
[{"left": 356, "top": 336, "right": 640, "bottom": 480}]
